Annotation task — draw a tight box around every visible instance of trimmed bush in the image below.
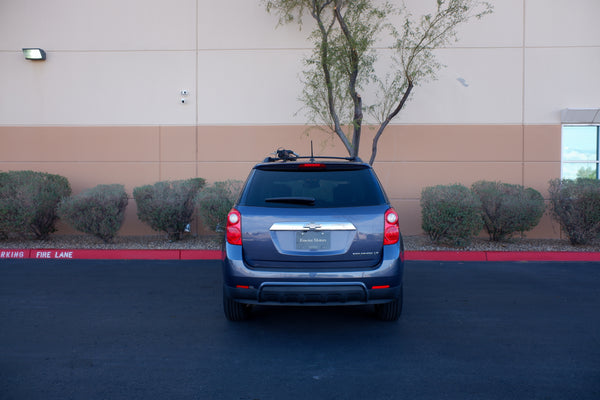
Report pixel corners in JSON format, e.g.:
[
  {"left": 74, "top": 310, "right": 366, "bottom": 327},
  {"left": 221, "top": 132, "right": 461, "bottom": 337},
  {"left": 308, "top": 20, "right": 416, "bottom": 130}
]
[
  {"left": 548, "top": 178, "right": 600, "bottom": 245},
  {"left": 133, "top": 178, "right": 205, "bottom": 240},
  {"left": 0, "top": 173, "right": 21, "bottom": 239},
  {"left": 58, "top": 184, "right": 128, "bottom": 243},
  {"left": 0, "top": 170, "right": 71, "bottom": 240},
  {"left": 196, "top": 180, "right": 244, "bottom": 233},
  {"left": 421, "top": 184, "right": 482, "bottom": 246},
  {"left": 471, "top": 181, "right": 545, "bottom": 241}
]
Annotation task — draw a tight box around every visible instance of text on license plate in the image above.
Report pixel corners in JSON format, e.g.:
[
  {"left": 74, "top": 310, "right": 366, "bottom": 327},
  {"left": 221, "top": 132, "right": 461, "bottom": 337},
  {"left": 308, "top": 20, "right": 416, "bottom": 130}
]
[{"left": 296, "top": 231, "right": 331, "bottom": 250}]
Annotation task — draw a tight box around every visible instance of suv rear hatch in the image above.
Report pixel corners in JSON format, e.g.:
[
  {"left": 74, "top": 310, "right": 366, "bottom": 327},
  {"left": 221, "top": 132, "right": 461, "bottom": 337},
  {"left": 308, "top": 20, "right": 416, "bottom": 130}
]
[{"left": 237, "top": 162, "right": 390, "bottom": 270}]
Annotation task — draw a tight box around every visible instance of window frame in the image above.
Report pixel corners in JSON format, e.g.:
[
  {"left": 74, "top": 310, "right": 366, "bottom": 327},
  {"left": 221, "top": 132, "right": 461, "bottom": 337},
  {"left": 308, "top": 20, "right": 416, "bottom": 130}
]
[{"left": 561, "top": 124, "right": 600, "bottom": 180}]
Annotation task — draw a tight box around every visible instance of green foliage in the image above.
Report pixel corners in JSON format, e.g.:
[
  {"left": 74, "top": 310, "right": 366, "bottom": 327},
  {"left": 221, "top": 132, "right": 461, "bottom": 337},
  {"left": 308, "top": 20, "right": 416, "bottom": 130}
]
[
  {"left": 471, "top": 181, "right": 545, "bottom": 241},
  {"left": 133, "top": 178, "right": 205, "bottom": 241},
  {"left": 421, "top": 184, "right": 482, "bottom": 246},
  {"left": 58, "top": 184, "right": 128, "bottom": 243},
  {"left": 0, "top": 170, "right": 71, "bottom": 240},
  {"left": 548, "top": 178, "right": 600, "bottom": 245},
  {"left": 263, "top": 0, "right": 492, "bottom": 164},
  {"left": 196, "top": 180, "right": 244, "bottom": 233},
  {"left": 0, "top": 174, "right": 22, "bottom": 239},
  {"left": 576, "top": 166, "right": 597, "bottom": 179}
]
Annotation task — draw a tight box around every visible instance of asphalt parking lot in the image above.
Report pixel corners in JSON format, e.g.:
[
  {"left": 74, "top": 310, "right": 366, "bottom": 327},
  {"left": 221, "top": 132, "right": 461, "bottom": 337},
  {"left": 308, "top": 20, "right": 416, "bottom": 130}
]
[{"left": 1, "top": 259, "right": 599, "bottom": 400}]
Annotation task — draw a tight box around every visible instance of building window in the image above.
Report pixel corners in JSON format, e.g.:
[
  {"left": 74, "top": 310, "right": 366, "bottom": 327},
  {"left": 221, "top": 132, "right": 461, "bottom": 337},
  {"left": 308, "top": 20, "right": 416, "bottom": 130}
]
[{"left": 561, "top": 125, "right": 600, "bottom": 179}]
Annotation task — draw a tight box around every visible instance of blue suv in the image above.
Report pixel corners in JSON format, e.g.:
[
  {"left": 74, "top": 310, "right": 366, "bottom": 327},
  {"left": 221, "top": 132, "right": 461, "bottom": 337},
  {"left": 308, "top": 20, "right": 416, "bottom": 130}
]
[{"left": 222, "top": 150, "right": 404, "bottom": 321}]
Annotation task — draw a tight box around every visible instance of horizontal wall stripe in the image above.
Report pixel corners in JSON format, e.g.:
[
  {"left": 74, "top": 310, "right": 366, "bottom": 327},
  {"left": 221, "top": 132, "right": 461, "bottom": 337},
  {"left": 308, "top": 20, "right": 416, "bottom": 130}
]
[{"left": 0, "top": 124, "right": 564, "bottom": 238}]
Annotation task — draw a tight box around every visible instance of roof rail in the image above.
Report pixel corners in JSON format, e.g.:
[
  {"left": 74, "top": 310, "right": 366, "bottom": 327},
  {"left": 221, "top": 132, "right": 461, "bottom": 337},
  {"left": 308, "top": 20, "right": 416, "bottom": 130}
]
[{"left": 263, "top": 148, "right": 363, "bottom": 163}]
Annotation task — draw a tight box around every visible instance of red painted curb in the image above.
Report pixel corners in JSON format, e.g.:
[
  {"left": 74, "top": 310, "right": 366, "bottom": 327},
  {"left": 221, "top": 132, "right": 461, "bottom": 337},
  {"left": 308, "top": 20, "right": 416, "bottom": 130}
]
[
  {"left": 180, "top": 250, "right": 223, "bottom": 260},
  {"left": 0, "top": 249, "right": 30, "bottom": 259},
  {"left": 30, "top": 249, "right": 182, "bottom": 260},
  {"left": 405, "top": 251, "right": 487, "bottom": 262},
  {"left": 1, "top": 248, "right": 599, "bottom": 262},
  {"left": 485, "top": 251, "right": 600, "bottom": 262},
  {"left": 0, "top": 249, "right": 221, "bottom": 260},
  {"left": 406, "top": 251, "right": 600, "bottom": 262}
]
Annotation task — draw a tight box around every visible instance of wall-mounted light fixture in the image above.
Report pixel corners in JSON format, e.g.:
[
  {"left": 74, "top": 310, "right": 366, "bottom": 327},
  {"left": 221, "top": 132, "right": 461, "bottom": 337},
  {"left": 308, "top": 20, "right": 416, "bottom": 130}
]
[{"left": 22, "top": 48, "right": 46, "bottom": 61}]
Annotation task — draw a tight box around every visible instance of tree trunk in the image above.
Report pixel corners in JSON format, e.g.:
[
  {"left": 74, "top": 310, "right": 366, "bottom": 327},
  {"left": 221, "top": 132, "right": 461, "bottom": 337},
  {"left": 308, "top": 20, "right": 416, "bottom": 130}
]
[{"left": 369, "top": 81, "right": 414, "bottom": 165}]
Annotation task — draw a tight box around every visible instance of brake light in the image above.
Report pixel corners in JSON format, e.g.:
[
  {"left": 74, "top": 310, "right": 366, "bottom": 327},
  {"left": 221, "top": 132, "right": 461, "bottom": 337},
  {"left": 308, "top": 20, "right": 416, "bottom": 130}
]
[
  {"left": 384, "top": 208, "right": 400, "bottom": 245},
  {"left": 226, "top": 208, "right": 242, "bottom": 245},
  {"left": 298, "top": 163, "right": 326, "bottom": 169}
]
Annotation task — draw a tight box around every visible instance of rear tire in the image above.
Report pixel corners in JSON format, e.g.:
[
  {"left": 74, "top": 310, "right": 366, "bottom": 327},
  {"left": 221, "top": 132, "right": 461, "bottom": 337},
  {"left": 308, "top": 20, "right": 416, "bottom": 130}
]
[
  {"left": 374, "top": 286, "right": 403, "bottom": 321},
  {"left": 223, "top": 291, "right": 251, "bottom": 321}
]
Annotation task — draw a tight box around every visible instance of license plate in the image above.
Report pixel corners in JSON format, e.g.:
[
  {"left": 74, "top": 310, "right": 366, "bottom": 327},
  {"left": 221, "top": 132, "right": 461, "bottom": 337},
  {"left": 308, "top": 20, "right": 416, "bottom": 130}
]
[{"left": 296, "top": 231, "right": 330, "bottom": 250}]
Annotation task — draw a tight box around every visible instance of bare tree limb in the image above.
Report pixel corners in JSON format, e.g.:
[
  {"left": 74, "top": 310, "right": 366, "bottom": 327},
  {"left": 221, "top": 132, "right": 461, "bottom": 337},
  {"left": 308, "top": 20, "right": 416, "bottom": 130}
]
[
  {"left": 333, "top": 1, "right": 362, "bottom": 158},
  {"left": 312, "top": 1, "right": 353, "bottom": 154},
  {"left": 369, "top": 80, "right": 414, "bottom": 165}
]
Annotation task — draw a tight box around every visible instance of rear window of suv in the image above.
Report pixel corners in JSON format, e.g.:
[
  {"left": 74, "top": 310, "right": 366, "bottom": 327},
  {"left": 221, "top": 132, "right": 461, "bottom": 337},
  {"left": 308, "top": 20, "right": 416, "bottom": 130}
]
[{"left": 240, "top": 167, "right": 387, "bottom": 208}]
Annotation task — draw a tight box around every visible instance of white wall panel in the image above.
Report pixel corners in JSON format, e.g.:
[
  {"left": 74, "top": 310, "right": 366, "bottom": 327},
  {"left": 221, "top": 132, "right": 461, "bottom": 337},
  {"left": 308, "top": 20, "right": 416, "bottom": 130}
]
[
  {"left": 196, "top": 46, "right": 525, "bottom": 125},
  {"left": 524, "top": 47, "right": 600, "bottom": 124},
  {"left": 0, "top": 0, "right": 196, "bottom": 51},
  {"left": 198, "top": 0, "right": 524, "bottom": 51},
  {"left": 0, "top": 0, "right": 597, "bottom": 127},
  {"left": 400, "top": 0, "right": 524, "bottom": 48},
  {"left": 0, "top": 51, "right": 196, "bottom": 125},
  {"left": 395, "top": 48, "right": 524, "bottom": 124},
  {"left": 197, "top": 0, "right": 311, "bottom": 50},
  {"left": 526, "top": 0, "right": 600, "bottom": 47},
  {"left": 196, "top": 49, "right": 306, "bottom": 124}
]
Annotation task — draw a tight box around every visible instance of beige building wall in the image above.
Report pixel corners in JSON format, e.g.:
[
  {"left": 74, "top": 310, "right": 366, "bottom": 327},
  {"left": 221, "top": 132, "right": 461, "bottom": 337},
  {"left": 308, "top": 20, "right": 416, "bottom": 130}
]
[
  {"left": 0, "top": 124, "right": 562, "bottom": 237},
  {"left": 1, "top": 0, "right": 598, "bottom": 238}
]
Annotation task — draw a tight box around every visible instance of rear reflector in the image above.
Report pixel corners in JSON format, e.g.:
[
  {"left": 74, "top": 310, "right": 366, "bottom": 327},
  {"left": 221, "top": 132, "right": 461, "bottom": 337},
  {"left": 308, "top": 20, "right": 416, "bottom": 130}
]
[
  {"left": 236, "top": 285, "right": 250, "bottom": 289},
  {"left": 372, "top": 285, "right": 390, "bottom": 290}
]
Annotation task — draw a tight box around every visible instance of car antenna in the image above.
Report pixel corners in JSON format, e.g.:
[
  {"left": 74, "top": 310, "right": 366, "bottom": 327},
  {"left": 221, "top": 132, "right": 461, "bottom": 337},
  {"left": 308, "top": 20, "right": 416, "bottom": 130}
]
[{"left": 310, "top": 141, "right": 315, "bottom": 162}]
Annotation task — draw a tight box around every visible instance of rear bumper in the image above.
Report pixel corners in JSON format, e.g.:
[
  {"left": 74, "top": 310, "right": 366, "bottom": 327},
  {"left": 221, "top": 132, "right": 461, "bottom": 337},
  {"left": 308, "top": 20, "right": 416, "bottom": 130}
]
[
  {"left": 222, "top": 242, "right": 403, "bottom": 305},
  {"left": 224, "top": 282, "right": 401, "bottom": 306}
]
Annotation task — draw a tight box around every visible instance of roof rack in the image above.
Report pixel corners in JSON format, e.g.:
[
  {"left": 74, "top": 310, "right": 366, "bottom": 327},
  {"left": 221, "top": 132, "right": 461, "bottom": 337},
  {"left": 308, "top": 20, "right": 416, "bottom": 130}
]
[{"left": 263, "top": 148, "right": 362, "bottom": 163}]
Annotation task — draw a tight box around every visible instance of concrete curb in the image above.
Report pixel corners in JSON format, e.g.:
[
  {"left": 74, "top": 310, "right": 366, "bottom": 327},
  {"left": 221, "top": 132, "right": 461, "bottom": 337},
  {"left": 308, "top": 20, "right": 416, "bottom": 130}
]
[
  {"left": 0, "top": 249, "right": 222, "bottom": 260},
  {"left": 404, "top": 251, "right": 600, "bottom": 262},
  {"left": 1, "top": 248, "right": 599, "bottom": 262}
]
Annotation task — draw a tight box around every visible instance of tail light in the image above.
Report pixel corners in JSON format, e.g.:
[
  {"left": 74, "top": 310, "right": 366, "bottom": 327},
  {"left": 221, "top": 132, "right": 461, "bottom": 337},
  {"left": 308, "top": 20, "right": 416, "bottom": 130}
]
[
  {"left": 384, "top": 208, "right": 400, "bottom": 245},
  {"left": 226, "top": 208, "right": 242, "bottom": 245},
  {"left": 298, "top": 163, "right": 326, "bottom": 169}
]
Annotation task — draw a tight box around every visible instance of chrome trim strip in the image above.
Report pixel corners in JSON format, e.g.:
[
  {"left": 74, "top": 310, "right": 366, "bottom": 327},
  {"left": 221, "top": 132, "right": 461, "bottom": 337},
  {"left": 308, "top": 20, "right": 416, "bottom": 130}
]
[{"left": 270, "top": 222, "right": 356, "bottom": 231}]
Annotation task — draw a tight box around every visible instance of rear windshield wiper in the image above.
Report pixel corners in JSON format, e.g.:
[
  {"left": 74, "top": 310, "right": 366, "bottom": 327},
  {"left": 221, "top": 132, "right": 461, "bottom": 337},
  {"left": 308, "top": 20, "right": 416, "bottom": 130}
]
[{"left": 265, "top": 197, "right": 316, "bottom": 206}]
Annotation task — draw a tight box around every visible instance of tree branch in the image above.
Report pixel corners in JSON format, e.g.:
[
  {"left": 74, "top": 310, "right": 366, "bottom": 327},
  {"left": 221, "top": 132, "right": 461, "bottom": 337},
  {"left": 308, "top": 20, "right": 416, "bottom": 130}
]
[
  {"left": 334, "top": 1, "right": 362, "bottom": 158},
  {"left": 264, "top": 0, "right": 492, "bottom": 164},
  {"left": 369, "top": 80, "right": 413, "bottom": 165},
  {"left": 311, "top": 1, "right": 353, "bottom": 154}
]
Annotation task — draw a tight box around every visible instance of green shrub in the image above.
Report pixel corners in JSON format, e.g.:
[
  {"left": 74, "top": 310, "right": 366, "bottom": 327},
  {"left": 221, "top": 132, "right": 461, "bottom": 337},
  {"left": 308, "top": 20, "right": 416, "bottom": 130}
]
[
  {"left": 196, "top": 180, "right": 244, "bottom": 233},
  {"left": 548, "top": 178, "right": 600, "bottom": 245},
  {"left": 0, "top": 173, "right": 21, "bottom": 239},
  {"left": 58, "top": 184, "right": 128, "bottom": 243},
  {"left": 0, "top": 170, "right": 71, "bottom": 240},
  {"left": 471, "top": 181, "right": 545, "bottom": 241},
  {"left": 421, "top": 184, "right": 482, "bottom": 246},
  {"left": 133, "top": 178, "right": 205, "bottom": 240}
]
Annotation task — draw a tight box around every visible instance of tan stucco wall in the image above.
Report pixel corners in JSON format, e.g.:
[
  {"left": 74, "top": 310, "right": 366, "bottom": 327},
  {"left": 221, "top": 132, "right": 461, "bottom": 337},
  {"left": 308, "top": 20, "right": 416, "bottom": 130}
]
[{"left": 0, "top": 124, "right": 562, "bottom": 238}]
